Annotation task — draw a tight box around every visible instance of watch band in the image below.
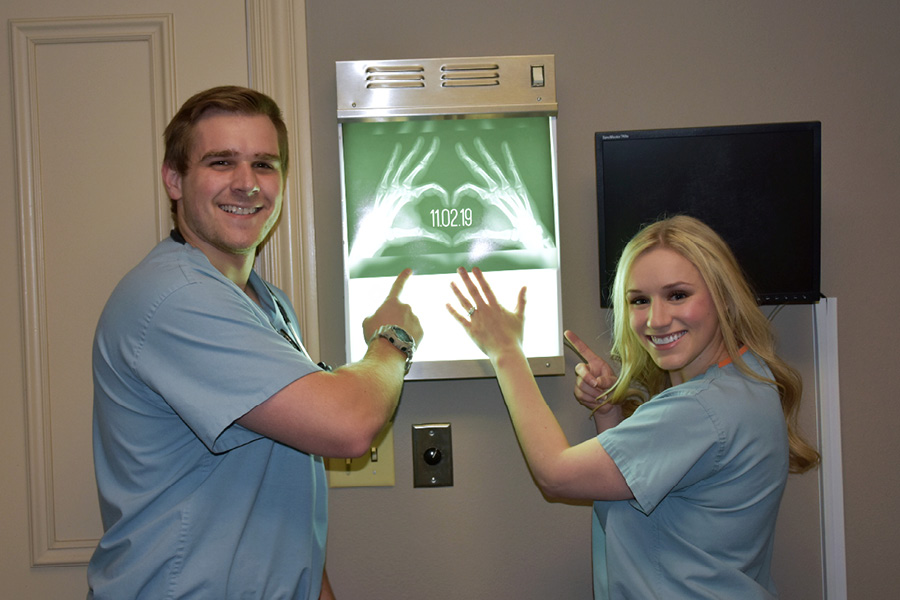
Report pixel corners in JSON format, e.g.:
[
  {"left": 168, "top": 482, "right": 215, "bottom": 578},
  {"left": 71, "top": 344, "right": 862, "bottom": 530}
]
[{"left": 369, "top": 325, "right": 415, "bottom": 375}]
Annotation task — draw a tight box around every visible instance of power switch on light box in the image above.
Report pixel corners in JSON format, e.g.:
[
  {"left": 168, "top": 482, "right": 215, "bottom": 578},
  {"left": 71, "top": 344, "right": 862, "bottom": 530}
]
[
  {"left": 412, "top": 423, "right": 453, "bottom": 488},
  {"left": 326, "top": 422, "right": 395, "bottom": 487}
]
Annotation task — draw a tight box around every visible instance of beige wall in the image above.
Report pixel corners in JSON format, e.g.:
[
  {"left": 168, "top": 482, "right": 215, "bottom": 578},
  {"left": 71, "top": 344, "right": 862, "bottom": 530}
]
[{"left": 0, "top": 0, "right": 256, "bottom": 596}]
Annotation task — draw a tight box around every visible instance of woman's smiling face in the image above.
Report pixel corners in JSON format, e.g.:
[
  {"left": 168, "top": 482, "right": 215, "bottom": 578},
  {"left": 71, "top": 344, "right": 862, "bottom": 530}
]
[{"left": 626, "top": 247, "right": 728, "bottom": 385}]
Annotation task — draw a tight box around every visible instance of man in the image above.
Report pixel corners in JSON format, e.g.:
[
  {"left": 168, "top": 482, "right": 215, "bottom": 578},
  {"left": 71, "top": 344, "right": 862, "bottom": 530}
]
[{"left": 87, "top": 86, "right": 422, "bottom": 599}]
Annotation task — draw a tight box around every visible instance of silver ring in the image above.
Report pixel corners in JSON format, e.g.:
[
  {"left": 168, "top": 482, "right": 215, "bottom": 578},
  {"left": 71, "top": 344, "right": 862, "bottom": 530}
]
[{"left": 467, "top": 306, "right": 476, "bottom": 316}]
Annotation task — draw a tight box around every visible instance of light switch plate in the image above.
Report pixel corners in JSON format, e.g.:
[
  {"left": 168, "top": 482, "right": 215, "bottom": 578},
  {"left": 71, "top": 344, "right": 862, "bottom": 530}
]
[
  {"left": 326, "top": 422, "right": 395, "bottom": 487},
  {"left": 412, "top": 423, "right": 453, "bottom": 487}
]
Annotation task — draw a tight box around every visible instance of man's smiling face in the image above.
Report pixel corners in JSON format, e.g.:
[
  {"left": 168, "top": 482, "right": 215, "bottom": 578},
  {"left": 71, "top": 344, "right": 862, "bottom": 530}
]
[{"left": 163, "top": 111, "right": 284, "bottom": 271}]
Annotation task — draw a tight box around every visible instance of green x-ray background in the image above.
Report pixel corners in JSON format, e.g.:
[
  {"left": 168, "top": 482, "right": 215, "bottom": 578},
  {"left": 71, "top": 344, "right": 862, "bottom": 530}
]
[{"left": 341, "top": 116, "right": 558, "bottom": 278}]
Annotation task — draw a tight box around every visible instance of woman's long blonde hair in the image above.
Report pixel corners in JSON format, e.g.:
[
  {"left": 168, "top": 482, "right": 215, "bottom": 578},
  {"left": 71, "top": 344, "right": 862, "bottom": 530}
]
[{"left": 605, "top": 215, "right": 819, "bottom": 473}]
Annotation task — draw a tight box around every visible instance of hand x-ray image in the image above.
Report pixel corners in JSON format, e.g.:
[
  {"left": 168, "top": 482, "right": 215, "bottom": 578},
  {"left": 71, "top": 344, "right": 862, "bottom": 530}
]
[
  {"left": 342, "top": 116, "right": 558, "bottom": 278},
  {"left": 339, "top": 115, "right": 563, "bottom": 378}
]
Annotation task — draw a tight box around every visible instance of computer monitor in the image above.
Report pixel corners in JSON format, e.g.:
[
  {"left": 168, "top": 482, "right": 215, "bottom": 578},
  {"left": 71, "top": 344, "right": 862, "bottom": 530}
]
[{"left": 595, "top": 121, "right": 821, "bottom": 307}]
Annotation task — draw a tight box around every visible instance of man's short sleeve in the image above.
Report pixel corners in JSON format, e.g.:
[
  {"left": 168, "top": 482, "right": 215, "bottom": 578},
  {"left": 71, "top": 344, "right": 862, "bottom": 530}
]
[{"left": 136, "top": 279, "right": 319, "bottom": 453}]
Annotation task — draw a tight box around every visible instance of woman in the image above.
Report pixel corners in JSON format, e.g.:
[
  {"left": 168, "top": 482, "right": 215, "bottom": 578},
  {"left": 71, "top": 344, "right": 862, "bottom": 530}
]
[{"left": 447, "top": 215, "right": 818, "bottom": 599}]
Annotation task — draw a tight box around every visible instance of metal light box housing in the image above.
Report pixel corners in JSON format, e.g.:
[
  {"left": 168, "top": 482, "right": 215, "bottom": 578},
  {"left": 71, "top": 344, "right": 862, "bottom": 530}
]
[
  {"left": 336, "top": 54, "right": 557, "bottom": 122},
  {"left": 337, "top": 55, "right": 564, "bottom": 380}
]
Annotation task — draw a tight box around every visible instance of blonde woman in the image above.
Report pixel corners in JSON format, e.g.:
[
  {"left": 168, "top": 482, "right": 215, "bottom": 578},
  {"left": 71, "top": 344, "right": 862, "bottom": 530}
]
[{"left": 448, "top": 215, "right": 818, "bottom": 599}]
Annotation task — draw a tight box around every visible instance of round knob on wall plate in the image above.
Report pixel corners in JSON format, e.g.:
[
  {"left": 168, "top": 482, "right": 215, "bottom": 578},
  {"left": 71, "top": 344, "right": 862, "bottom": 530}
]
[{"left": 423, "top": 447, "right": 442, "bottom": 466}]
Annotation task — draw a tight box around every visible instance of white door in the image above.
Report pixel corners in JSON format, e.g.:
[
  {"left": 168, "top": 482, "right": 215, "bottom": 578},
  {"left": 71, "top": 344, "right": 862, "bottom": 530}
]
[{"left": 0, "top": 1, "right": 313, "bottom": 597}]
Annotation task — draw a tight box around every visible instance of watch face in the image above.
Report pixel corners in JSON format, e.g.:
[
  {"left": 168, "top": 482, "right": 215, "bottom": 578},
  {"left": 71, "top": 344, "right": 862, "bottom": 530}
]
[{"left": 391, "top": 326, "right": 412, "bottom": 344}]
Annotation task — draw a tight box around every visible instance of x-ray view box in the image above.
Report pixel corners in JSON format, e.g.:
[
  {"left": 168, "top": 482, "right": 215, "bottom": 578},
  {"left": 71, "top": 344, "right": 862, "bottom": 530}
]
[{"left": 336, "top": 54, "right": 564, "bottom": 380}]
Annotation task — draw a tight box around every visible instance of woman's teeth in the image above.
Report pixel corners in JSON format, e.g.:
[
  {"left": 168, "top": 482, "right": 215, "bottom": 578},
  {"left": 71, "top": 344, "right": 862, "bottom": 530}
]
[{"left": 650, "top": 332, "right": 685, "bottom": 345}]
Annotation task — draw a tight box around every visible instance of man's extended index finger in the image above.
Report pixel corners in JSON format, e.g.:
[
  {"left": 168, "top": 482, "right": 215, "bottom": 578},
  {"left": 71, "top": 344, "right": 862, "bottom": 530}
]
[{"left": 387, "top": 268, "right": 412, "bottom": 299}]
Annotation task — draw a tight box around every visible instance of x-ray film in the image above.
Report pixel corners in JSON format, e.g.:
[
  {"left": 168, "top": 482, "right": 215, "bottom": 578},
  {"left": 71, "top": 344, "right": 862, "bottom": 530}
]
[{"left": 344, "top": 117, "right": 557, "bottom": 277}]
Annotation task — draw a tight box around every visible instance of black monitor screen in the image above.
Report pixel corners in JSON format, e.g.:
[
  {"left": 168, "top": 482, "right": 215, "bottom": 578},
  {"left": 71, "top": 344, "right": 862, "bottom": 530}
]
[{"left": 595, "top": 121, "right": 821, "bottom": 307}]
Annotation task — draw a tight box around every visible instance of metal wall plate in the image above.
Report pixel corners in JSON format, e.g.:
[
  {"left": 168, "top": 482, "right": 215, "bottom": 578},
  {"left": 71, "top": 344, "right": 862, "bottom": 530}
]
[{"left": 412, "top": 423, "right": 453, "bottom": 488}]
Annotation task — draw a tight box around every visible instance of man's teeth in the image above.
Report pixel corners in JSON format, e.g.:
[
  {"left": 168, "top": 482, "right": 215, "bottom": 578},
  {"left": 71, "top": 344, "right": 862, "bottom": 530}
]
[
  {"left": 650, "top": 332, "right": 685, "bottom": 345},
  {"left": 221, "top": 205, "right": 260, "bottom": 215}
]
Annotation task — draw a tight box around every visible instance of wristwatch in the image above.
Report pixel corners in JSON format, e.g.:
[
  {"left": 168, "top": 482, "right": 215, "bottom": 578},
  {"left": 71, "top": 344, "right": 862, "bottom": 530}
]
[{"left": 369, "top": 325, "right": 416, "bottom": 375}]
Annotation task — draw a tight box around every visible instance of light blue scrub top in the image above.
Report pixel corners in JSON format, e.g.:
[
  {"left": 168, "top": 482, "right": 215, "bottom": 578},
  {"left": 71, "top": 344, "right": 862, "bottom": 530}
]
[
  {"left": 88, "top": 237, "right": 326, "bottom": 600},
  {"left": 593, "top": 352, "right": 788, "bottom": 599}
]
